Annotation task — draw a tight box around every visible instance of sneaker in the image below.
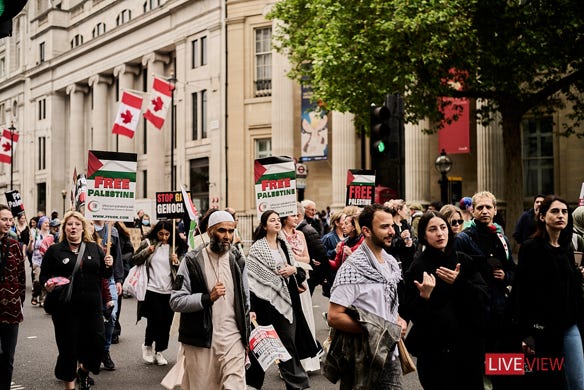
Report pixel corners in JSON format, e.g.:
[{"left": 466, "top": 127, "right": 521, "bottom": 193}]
[
  {"left": 102, "top": 351, "right": 116, "bottom": 371},
  {"left": 142, "top": 344, "right": 154, "bottom": 364},
  {"left": 154, "top": 351, "right": 167, "bottom": 366}
]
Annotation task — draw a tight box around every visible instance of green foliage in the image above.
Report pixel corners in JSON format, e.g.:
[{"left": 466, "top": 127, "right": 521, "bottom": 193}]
[{"left": 269, "top": 0, "right": 584, "bottom": 134}]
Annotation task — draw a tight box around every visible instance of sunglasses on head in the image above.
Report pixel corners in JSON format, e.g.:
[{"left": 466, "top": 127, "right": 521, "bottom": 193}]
[{"left": 450, "top": 219, "right": 464, "bottom": 226}]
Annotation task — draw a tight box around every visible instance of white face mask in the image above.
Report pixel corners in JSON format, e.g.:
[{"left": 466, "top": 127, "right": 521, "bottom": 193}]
[{"left": 94, "top": 224, "right": 104, "bottom": 232}]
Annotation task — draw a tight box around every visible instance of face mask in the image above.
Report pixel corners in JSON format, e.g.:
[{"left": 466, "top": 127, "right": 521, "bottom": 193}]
[{"left": 142, "top": 220, "right": 150, "bottom": 226}]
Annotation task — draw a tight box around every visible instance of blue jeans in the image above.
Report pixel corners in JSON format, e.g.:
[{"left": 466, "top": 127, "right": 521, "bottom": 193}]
[
  {"left": 103, "top": 277, "right": 118, "bottom": 352},
  {"left": 563, "top": 324, "right": 584, "bottom": 390},
  {"left": 0, "top": 323, "right": 19, "bottom": 390}
]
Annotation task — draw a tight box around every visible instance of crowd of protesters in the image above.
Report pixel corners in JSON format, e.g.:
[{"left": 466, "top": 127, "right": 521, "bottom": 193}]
[{"left": 2, "top": 190, "right": 584, "bottom": 390}]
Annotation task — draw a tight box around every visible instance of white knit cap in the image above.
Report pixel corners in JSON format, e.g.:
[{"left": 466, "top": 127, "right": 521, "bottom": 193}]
[{"left": 207, "top": 210, "right": 234, "bottom": 228}]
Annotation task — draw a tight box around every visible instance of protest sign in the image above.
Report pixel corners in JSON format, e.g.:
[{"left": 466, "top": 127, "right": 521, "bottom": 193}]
[
  {"left": 85, "top": 150, "right": 137, "bottom": 221},
  {"left": 156, "top": 191, "right": 190, "bottom": 219},
  {"left": 346, "top": 169, "right": 376, "bottom": 207},
  {"left": 5, "top": 190, "right": 24, "bottom": 217},
  {"left": 254, "top": 156, "right": 297, "bottom": 219},
  {"left": 249, "top": 324, "right": 292, "bottom": 372}
]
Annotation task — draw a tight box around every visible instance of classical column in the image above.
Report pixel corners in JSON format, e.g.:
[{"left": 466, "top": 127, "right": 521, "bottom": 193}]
[
  {"left": 142, "top": 52, "right": 171, "bottom": 196},
  {"left": 331, "top": 111, "right": 357, "bottom": 210},
  {"left": 405, "top": 120, "right": 432, "bottom": 204},
  {"left": 476, "top": 100, "right": 505, "bottom": 200},
  {"left": 66, "top": 83, "right": 89, "bottom": 178},
  {"left": 88, "top": 75, "right": 113, "bottom": 151},
  {"left": 113, "top": 64, "right": 141, "bottom": 153},
  {"left": 271, "top": 20, "right": 295, "bottom": 158}
]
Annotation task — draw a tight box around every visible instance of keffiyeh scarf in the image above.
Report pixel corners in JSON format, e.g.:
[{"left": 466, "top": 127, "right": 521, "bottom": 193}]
[
  {"left": 332, "top": 242, "right": 401, "bottom": 317},
  {"left": 247, "top": 237, "right": 297, "bottom": 324}
]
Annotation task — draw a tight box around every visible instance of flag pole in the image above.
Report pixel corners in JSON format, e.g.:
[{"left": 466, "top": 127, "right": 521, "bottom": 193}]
[
  {"left": 9, "top": 122, "right": 16, "bottom": 189},
  {"left": 168, "top": 73, "right": 177, "bottom": 191}
]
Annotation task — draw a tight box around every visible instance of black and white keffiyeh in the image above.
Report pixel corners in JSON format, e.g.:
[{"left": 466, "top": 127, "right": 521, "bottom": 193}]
[
  {"left": 332, "top": 242, "right": 402, "bottom": 316},
  {"left": 246, "top": 237, "right": 297, "bottom": 324}
]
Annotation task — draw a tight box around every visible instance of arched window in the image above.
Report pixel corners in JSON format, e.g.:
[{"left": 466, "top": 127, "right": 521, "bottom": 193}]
[
  {"left": 116, "top": 9, "right": 132, "bottom": 26},
  {"left": 92, "top": 23, "right": 106, "bottom": 38},
  {"left": 70, "top": 34, "right": 84, "bottom": 48}
]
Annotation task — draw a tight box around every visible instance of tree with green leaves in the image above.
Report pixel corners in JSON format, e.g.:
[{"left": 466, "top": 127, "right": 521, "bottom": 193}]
[{"left": 269, "top": 0, "right": 584, "bottom": 224}]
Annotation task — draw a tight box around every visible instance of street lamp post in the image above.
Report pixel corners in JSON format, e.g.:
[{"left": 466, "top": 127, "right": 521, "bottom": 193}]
[
  {"left": 61, "top": 189, "right": 67, "bottom": 215},
  {"left": 168, "top": 73, "right": 177, "bottom": 191},
  {"left": 434, "top": 149, "right": 453, "bottom": 205},
  {"left": 8, "top": 122, "right": 16, "bottom": 189}
]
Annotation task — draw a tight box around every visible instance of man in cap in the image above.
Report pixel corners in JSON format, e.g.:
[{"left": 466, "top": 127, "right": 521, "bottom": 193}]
[
  {"left": 170, "top": 210, "right": 250, "bottom": 389},
  {"left": 407, "top": 202, "right": 424, "bottom": 239},
  {"left": 49, "top": 219, "right": 61, "bottom": 242}
]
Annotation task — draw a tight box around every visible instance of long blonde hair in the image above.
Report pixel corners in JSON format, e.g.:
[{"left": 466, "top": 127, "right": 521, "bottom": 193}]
[{"left": 59, "top": 210, "right": 95, "bottom": 243}]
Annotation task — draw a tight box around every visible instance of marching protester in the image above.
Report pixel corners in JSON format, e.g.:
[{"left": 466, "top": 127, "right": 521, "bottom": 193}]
[
  {"left": 28, "top": 215, "right": 51, "bottom": 307},
  {"left": 40, "top": 211, "right": 113, "bottom": 390},
  {"left": 246, "top": 210, "right": 319, "bottom": 390},
  {"left": 401, "top": 211, "right": 489, "bottom": 389},
  {"left": 281, "top": 208, "right": 321, "bottom": 372},
  {"left": 453, "top": 191, "right": 515, "bottom": 389},
  {"left": 91, "top": 220, "right": 124, "bottom": 371},
  {"left": 0, "top": 205, "right": 26, "bottom": 390},
  {"left": 296, "top": 203, "right": 329, "bottom": 295},
  {"left": 439, "top": 204, "right": 465, "bottom": 235},
  {"left": 132, "top": 220, "right": 188, "bottom": 366},
  {"left": 112, "top": 221, "right": 135, "bottom": 344},
  {"left": 169, "top": 210, "right": 249, "bottom": 389},
  {"left": 320, "top": 210, "right": 345, "bottom": 296},
  {"left": 329, "top": 206, "right": 364, "bottom": 274},
  {"left": 326, "top": 204, "right": 406, "bottom": 389},
  {"left": 513, "top": 195, "right": 584, "bottom": 390}
]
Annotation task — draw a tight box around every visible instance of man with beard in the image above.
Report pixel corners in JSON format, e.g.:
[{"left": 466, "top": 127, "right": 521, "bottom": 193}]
[
  {"left": 326, "top": 204, "right": 407, "bottom": 389},
  {"left": 170, "top": 210, "right": 250, "bottom": 389}
]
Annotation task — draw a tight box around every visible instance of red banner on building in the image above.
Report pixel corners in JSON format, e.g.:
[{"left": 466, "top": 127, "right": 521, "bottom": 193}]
[{"left": 438, "top": 97, "right": 470, "bottom": 154}]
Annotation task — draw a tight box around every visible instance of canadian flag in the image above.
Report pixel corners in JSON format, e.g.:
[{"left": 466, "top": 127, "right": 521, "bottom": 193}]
[
  {"left": 112, "top": 91, "right": 144, "bottom": 138},
  {"left": 0, "top": 129, "right": 19, "bottom": 164},
  {"left": 144, "top": 77, "right": 174, "bottom": 129}
]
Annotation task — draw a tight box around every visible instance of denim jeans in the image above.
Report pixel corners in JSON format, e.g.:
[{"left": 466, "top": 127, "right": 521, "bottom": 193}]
[
  {"left": 103, "top": 277, "right": 118, "bottom": 352},
  {"left": 563, "top": 324, "right": 584, "bottom": 390}
]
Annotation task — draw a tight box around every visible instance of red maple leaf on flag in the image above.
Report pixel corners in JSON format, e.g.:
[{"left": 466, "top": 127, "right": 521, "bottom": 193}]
[
  {"left": 151, "top": 96, "right": 164, "bottom": 112},
  {"left": 120, "top": 110, "right": 133, "bottom": 124},
  {"left": 2, "top": 142, "right": 11, "bottom": 152}
]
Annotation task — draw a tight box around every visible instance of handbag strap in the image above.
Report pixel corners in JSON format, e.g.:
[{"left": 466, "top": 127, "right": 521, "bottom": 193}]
[{"left": 65, "top": 242, "right": 86, "bottom": 302}]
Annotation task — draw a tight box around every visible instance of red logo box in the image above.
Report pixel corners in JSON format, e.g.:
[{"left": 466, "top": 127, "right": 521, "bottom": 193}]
[{"left": 485, "top": 353, "right": 525, "bottom": 375}]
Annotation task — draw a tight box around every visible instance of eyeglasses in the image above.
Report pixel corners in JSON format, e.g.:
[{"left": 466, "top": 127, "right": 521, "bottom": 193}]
[{"left": 450, "top": 219, "right": 464, "bottom": 226}]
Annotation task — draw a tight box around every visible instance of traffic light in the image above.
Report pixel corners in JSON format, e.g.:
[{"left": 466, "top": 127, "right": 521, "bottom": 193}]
[
  {"left": 370, "top": 104, "right": 390, "bottom": 156},
  {"left": 0, "top": 0, "right": 28, "bottom": 39}
]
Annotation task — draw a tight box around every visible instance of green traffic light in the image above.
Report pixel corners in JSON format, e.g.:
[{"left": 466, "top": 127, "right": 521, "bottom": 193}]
[{"left": 375, "top": 141, "right": 386, "bottom": 153}]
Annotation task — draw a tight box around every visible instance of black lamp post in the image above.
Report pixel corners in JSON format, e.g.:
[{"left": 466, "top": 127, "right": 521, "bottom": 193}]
[
  {"left": 61, "top": 189, "right": 67, "bottom": 215},
  {"left": 167, "top": 73, "right": 177, "bottom": 191},
  {"left": 8, "top": 122, "right": 16, "bottom": 189},
  {"left": 434, "top": 149, "right": 453, "bottom": 205}
]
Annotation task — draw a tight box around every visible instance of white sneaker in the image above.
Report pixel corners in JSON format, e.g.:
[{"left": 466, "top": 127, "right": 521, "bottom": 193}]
[
  {"left": 142, "top": 345, "right": 154, "bottom": 364},
  {"left": 154, "top": 351, "right": 167, "bottom": 366}
]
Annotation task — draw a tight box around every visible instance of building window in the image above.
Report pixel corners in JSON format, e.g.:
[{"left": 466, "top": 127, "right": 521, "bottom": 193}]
[
  {"left": 200, "top": 36, "right": 207, "bottom": 66},
  {"left": 522, "top": 117, "right": 554, "bottom": 197},
  {"left": 70, "top": 34, "right": 83, "bottom": 48},
  {"left": 38, "top": 136, "right": 46, "bottom": 170},
  {"left": 92, "top": 23, "right": 106, "bottom": 38},
  {"left": 191, "top": 39, "right": 198, "bottom": 69},
  {"left": 0, "top": 104, "right": 4, "bottom": 124},
  {"left": 0, "top": 58, "right": 5, "bottom": 77},
  {"left": 38, "top": 98, "right": 46, "bottom": 120},
  {"left": 189, "top": 158, "right": 209, "bottom": 214},
  {"left": 37, "top": 182, "right": 46, "bottom": 215},
  {"left": 201, "top": 90, "right": 207, "bottom": 139},
  {"left": 142, "top": 170, "right": 148, "bottom": 198},
  {"left": 191, "top": 92, "right": 198, "bottom": 140},
  {"left": 116, "top": 9, "right": 132, "bottom": 26},
  {"left": 255, "top": 138, "right": 272, "bottom": 159},
  {"left": 143, "top": 0, "right": 160, "bottom": 12},
  {"left": 39, "top": 42, "right": 45, "bottom": 63},
  {"left": 255, "top": 27, "right": 272, "bottom": 97}
]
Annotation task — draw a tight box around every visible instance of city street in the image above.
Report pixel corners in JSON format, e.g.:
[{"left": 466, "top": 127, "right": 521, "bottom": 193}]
[{"left": 12, "top": 265, "right": 422, "bottom": 389}]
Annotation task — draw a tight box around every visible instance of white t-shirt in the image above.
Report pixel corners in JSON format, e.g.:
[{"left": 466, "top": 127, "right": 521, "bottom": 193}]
[{"left": 147, "top": 244, "right": 172, "bottom": 294}]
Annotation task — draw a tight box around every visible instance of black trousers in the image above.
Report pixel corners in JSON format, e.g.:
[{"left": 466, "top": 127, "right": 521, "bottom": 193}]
[
  {"left": 143, "top": 290, "right": 174, "bottom": 352},
  {"left": 0, "top": 323, "right": 19, "bottom": 390}
]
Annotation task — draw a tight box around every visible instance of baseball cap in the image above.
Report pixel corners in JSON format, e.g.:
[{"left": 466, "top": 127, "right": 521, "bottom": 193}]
[{"left": 50, "top": 218, "right": 61, "bottom": 227}]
